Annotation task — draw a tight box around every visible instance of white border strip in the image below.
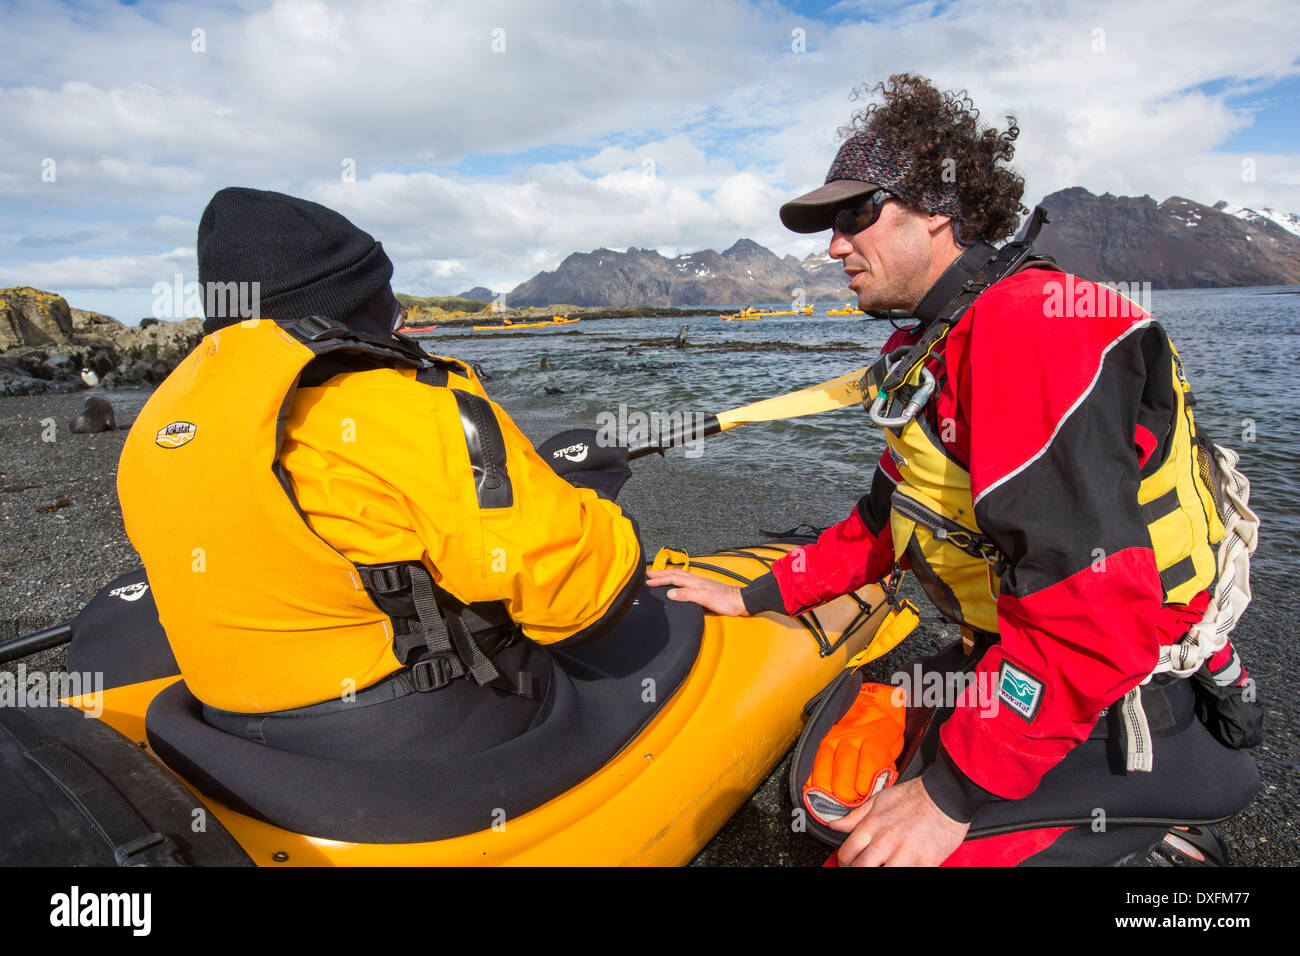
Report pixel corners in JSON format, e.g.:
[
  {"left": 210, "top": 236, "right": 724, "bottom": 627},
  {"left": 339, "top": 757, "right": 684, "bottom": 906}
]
[{"left": 973, "top": 317, "right": 1154, "bottom": 507}]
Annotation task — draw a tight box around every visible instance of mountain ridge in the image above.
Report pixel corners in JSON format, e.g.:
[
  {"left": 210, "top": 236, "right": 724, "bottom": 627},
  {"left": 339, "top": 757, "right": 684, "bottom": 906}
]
[{"left": 491, "top": 189, "right": 1300, "bottom": 305}]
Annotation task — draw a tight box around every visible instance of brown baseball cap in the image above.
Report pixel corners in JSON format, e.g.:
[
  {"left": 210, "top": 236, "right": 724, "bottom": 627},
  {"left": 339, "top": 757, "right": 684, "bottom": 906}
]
[
  {"left": 779, "top": 178, "right": 882, "bottom": 234},
  {"left": 779, "top": 131, "right": 962, "bottom": 234}
]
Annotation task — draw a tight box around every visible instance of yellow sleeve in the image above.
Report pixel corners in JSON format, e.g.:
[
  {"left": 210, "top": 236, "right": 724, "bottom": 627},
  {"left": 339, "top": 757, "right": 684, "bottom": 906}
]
[{"left": 407, "top": 383, "right": 644, "bottom": 646}]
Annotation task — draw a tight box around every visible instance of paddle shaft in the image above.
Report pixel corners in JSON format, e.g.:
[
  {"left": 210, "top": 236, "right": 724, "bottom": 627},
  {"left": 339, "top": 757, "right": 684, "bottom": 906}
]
[
  {"left": 0, "top": 622, "right": 72, "bottom": 665},
  {"left": 627, "top": 366, "right": 868, "bottom": 460}
]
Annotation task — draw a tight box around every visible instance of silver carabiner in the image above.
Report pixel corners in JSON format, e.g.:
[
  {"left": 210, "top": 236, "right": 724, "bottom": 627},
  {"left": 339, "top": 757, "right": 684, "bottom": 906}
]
[{"left": 869, "top": 366, "right": 936, "bottom": 428}]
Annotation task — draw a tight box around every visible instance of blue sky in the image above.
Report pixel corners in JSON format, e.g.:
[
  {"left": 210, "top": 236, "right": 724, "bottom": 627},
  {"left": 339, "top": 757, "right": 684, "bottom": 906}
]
[{"left": 1, "top": 0, "right": 1297, "bottom": 321}]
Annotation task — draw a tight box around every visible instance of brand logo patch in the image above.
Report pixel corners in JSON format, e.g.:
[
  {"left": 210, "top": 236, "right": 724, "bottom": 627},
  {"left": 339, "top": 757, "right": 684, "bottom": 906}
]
[
  {"left": 888, "top": 445, "right": 908, "bottom": 469},
  {"left": 155, "top": 421, "right": 197, "bottom": 448},
  {"left": 998, "top": 661, "right": 1043, "bottom": 722},
  {"left": 109, "top": 582, "right": 149, "bottom": 602},
  {"left": 552, "top": 442, "right": 589, "bottom": 463}
]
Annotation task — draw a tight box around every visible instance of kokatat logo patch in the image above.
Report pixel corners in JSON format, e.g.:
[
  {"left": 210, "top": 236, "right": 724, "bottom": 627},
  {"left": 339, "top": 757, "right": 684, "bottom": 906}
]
[
  {"left": 155, "top": 421, "right": 197, "bottom": 448},
  {"left": 998, "top": 661, "right": 1044, "bottom": 722}
]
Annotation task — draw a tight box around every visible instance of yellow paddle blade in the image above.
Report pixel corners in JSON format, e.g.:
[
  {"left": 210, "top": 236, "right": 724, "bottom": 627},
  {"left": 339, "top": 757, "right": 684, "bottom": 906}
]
[{"left": 715, "top": 367, "right": 868, "bottom": 430}]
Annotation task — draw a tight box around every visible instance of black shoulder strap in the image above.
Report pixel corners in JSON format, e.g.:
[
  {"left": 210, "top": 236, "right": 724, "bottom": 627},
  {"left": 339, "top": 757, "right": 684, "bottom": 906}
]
[{"left": 281, "top": 315, "right": 430, "bottom": 371}]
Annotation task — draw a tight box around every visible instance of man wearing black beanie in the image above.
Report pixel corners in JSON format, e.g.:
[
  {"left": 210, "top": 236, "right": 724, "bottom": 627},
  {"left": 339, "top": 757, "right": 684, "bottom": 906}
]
[
  {"left": 196, "top": 187, "right": 403, "bottom": 339},
  {"left": 118, "top": 188, "right": 645, "bottom": 773}
]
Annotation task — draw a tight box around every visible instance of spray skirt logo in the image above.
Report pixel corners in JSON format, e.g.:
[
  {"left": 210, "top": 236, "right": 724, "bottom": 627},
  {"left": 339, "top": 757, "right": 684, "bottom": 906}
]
[
  {"left": 109, "top": 582, "right": 150, "bottom": 602},
  {"left": 156, "top": 421, "right": 197, "bottom": 448},
  {"left": 552, "top": 442, "right": 589, "bottom": 463}
]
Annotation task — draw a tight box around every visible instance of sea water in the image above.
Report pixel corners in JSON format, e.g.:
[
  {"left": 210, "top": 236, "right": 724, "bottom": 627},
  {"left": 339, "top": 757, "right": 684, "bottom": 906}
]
[{"left": 421, "top": 286, "right": 1300, "bottom": 582}]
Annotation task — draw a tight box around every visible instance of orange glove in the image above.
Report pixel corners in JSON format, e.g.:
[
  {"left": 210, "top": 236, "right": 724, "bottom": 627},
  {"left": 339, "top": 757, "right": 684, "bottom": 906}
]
[{"left": 802, "top": 682, "right": 906, "bottom": 825}]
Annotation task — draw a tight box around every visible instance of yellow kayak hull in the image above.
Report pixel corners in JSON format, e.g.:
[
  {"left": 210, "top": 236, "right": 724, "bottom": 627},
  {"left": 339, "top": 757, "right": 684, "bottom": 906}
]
[{"left": 67, "top": 542, "right": 886, "bottom": 866}]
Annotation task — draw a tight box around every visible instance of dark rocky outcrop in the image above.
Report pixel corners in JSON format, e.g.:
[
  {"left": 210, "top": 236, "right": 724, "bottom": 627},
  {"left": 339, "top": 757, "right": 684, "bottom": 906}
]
[
  {"left": 1027, "top": 188, "right": 1300, "bottom": 289},
  {"left": 0, "top": 288, "right": 204, "bottom": 397},
  {"left": 455, "top": 286, "right": 496, "bottom": 302},
  {"left": 1, "top": 287, "right": 74, "bottom": 349}
]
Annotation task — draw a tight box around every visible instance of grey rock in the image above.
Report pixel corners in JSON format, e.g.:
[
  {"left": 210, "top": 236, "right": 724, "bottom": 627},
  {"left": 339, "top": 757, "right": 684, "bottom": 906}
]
[
  {"left": 42, "top": 352, "right": 75, "bottom": 374},
  {"left": 69, "top": 308, "right": 125, "bottom": 335}
]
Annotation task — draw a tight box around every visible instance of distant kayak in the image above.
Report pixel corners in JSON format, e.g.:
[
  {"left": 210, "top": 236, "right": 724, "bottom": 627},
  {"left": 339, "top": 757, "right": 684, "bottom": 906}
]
[
  {"left": 720, "top": 306, "right": 813, "bottom": 320},
  {"left": 474, "top": 317, "right": 581, "bottom": 331},
  {"left": 401, "top": 325, "right": 438, "bottom": 333}
]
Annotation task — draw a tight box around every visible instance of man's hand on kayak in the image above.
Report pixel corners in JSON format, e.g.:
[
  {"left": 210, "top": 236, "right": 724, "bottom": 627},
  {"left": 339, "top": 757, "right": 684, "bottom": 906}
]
[
  {"left": 646, "top": 568, "right": 748, "bottom": 617},
  {"left": 828, "top": 777, "right": 968, "bottom": 866}
]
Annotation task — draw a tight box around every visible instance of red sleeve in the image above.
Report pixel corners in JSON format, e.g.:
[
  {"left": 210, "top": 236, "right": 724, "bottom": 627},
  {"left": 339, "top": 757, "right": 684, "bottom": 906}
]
[
  {"left": 767, "top": 453, "right": 900, "bottom": 615},
  {"left": 937, "top": 271, "right": 1167, "bottom": 800},
  {"left": 761, "top": 328, "right": 923, "bottom": 615}
]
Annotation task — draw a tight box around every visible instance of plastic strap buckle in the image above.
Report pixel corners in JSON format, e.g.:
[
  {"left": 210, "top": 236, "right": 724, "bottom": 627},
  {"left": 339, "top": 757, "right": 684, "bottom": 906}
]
[
  {"left": 287, "top": 314, "right": 349, "bottom": 343},
  {"left": 363, "top": 564, "right": 408, "bottom": 595},
  {"left": 409, "top": 655, "right": 460, "bottom": 692}
]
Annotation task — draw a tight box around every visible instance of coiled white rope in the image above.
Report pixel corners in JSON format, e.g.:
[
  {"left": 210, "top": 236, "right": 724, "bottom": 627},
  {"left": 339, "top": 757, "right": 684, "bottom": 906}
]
[
  {"left": 1123, "top": 443, "right": 1259, "bottom": 771},
  {"left": 1154, "top": 443, "right": 1259, "bottom": 679}
]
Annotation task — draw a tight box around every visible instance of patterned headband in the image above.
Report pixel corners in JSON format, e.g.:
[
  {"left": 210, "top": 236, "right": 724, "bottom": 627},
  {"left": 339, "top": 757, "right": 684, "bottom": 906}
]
[{"left": 826, "top": 133, "right": 963, "bottom": 219}]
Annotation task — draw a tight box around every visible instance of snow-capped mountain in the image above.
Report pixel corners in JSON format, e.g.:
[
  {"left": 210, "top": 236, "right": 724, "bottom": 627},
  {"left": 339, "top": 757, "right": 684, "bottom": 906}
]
[{"left": 1213, "top": 202, "right": 1300, "bottom": 240}]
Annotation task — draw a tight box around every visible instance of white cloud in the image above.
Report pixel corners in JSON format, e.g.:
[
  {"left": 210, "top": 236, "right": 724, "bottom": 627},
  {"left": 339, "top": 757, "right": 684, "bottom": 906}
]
[
  {"left": 0, "top": 0, "right": 1297, "bottom": 313},
  {"left": 0, "top": 247, "right": 196, "bottom": 291}
]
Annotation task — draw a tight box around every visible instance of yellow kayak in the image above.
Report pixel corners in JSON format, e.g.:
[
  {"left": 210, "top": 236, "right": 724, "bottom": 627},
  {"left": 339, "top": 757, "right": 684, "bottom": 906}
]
[
  {"left": 35, "top": 539, "right": 894, "bottom": 866},
  {"left": 473, "top": 317, "right": 580, "bottom": 331},
  {"left": 721, "top": 306, "right": 814, "bottom": 319}
]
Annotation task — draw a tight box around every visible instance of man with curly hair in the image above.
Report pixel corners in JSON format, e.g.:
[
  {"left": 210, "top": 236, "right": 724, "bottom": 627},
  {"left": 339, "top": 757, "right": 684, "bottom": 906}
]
[{"left": 649, "top": 74, "right": 1257, "bottom": 866}]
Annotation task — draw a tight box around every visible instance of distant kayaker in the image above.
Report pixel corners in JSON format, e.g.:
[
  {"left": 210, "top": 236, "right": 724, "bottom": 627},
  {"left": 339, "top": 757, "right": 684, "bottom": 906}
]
[
  {"left": 117, "top": 188, "right": 643, "bottom": 757},
  {"left": 650, "top": 73, "right": 1259, "bottom": 866}
]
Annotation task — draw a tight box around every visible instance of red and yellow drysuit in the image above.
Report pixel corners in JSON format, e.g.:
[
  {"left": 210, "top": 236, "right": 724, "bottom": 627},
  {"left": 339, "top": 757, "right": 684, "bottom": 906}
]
[{"left": 742, "top": 269, "right": 1251, "bottom": 822}]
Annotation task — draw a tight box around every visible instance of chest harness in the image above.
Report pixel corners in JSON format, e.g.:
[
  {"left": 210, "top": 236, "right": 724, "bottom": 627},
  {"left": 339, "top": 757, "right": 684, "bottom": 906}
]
[
  {"left": 280, "top": 317, "right": 538, "bottom": 708},
  {"left": 859, "top": 209, "right": 1258, "bottom": 770}
]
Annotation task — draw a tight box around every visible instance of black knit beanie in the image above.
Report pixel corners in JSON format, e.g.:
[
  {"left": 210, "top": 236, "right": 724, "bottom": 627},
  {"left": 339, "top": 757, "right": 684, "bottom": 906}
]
[{"left": 197, "top": 187, "right": 398, "bottom": 336}]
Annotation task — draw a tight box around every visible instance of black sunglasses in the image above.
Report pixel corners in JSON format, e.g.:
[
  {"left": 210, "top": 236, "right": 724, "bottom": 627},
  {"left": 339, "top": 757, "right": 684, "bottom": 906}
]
[{"left": 832, "top": 189, "right": 893, "bottom": 235}]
